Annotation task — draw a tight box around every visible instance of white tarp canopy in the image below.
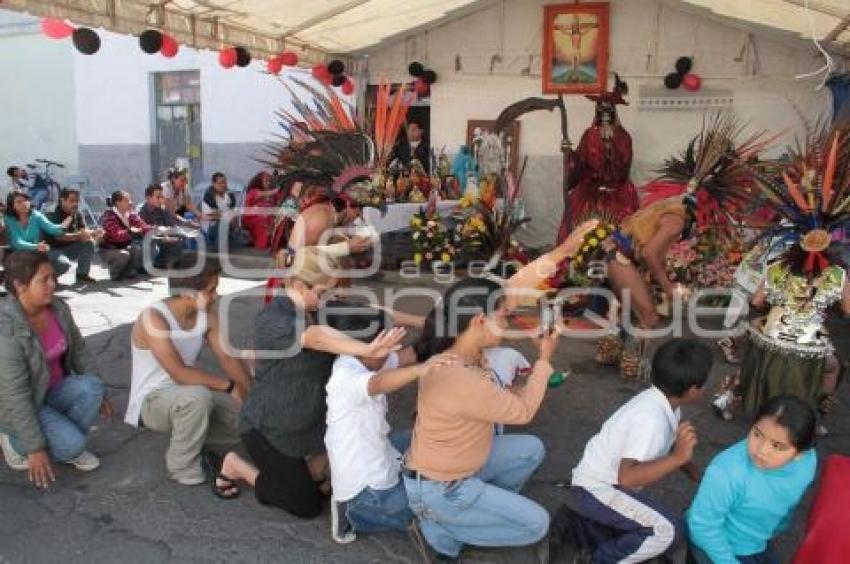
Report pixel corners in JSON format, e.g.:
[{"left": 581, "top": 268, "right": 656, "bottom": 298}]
[
  {"left": 1, "top": 0, "right": 483, "bottom": 62},
  {"left": 3, "top": 0, "right": 850, "bottom": 62}
]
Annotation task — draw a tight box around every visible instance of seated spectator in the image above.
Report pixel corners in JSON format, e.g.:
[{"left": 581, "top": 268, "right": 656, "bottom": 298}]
[
  {"left": 0, "top": 251, "right": 111, "bottom": 487},
  {"left": 550, "top": 339, "right": 712, "bottom": 564},
  {"left": 688, "top": 395, "right": 817, "bottom": 564},
  {"left": 201, "top": 247, "right": 405, "bottom": 515},
  {"left": 323, "top": 306, "right": 454, "bottom": 544},
  {"left": 138, "top": 184, "right": 186, "bottom": 269},
  {"left": 199, "top": 172, "right": 249, "bottom": 251},
  {"left": 99, "top": 190, "right": 153, "bottom": 281},
  {"left": 5, "top": 191, "right": 73, "bottom": 273},
  {"left": 242, "top": 171, "right": 282, "bottom": 250},
  {"left": 5, "top": 166, "right": 32, "bottom": 196},
  {"left": 124, "top": 256, "right": 251, "bottom": 486},
  {"left": 46, "top": 188, "right": 101, "bottom": 284},
  {"left": 161, "top": 168, "right": 198, "bottom": 219}
]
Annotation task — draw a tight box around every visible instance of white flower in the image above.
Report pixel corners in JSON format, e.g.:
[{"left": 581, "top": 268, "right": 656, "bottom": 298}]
[{"left": 412, "top": 232, "right": 420, "bottom": 240}]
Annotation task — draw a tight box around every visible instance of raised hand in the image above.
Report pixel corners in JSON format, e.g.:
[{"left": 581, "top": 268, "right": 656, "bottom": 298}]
[
  {"left": 560, "top": 219, "right": 601, "bottom": 258},
  {"left": 365, "top": 327, "right": 407, "bottom": 358},
  {"left": 673, "top": 421, "right": 698, "bottom": 464}
]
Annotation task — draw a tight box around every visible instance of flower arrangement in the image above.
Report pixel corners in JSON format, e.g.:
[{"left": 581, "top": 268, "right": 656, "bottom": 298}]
[
  {"left": 666, "top": 226, "right": 743, "bottom": 303},
  {"left": 410, "top": 208, "right": 456, "bottom": 265},
  {"left": 451, "top": 170, "right": 531, "bottom": 265}
]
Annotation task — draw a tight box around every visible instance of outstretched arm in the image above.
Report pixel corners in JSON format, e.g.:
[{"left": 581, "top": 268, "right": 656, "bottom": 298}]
[{"left": 642, "top": 213, "right": 684, "bottom": 300}]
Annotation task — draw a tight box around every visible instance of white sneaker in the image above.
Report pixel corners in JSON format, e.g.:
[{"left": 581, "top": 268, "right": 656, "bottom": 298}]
[
  {"left": 330, "top": 497, "right": 357, "bottom": 544},
  {"left": 66, "top": 450, "right": 100, "bottom": 472},
  {"left": 0, "top": 433, "right": 28, "bottom": 471}
]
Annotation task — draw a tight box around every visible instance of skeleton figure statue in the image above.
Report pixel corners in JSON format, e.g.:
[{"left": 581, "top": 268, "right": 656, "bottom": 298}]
[{"left": 556, "top": 73, "right": 638, "bottom": 242}]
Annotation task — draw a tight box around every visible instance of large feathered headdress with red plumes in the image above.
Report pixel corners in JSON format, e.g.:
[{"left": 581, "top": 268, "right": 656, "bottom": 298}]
[
  {"left": 645, "top": 111, "right": 781, "bottom": 229},
  {"left": 748, "top": 119, "right": 850, "bottom": 274},
  {"left": 261, "top": 78, "right": 411, "bottom": 204}
]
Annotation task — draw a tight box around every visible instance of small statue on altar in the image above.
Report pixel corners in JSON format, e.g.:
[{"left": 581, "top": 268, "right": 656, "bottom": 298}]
[
  {"left": 452, "top": 145, "right": 475, "bottom": 191},
  {"left": 556, "top": 73, "right": 639, "bottom": 243},
  {"left": 473, "top": 127, "right": 507, "bottom": 177}
]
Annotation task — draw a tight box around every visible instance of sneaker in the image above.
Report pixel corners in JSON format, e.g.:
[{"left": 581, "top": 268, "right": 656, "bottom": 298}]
[
  {"left": 0, "top": 433, "right": 28, "bottom": 471},
  {"left": 75, "top": 273, "right": 97, "bottom": 284},
  {"left": 711, "top": 390, "right": 735, "bottom": 421},
  {"left": 407, "top": 520, "right": 459, "bottom": 563},
  {"left": 66, "top": 450, "right": 100, "bottom": 472},
  {"left": 330, "top": 498, "right": 357, "bottom": 544}
]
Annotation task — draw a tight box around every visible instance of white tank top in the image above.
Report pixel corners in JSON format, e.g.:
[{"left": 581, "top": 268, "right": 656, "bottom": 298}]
[{"left": 124, "top": 301, "right": 207, "bottom": 426}]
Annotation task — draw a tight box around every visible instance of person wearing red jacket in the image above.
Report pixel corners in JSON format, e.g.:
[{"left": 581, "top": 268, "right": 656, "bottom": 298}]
[{"left": 99, "top": 190, "right": 153, "bottom": 281}]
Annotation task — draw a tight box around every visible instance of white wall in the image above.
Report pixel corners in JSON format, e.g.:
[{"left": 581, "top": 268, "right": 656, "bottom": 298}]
[
  {"left": 364, "top": 0, "right": 830, "bottom": 179},
  {"left": 73, "top": 29, "right": 304, "bottom": 146},
  {"left": 0, "top": 12, "right": 77, "bottom": 176}
]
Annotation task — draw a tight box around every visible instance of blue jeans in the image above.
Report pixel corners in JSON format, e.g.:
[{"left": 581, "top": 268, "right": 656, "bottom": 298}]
[
  {"left": 689, "top": 543, "right": 779, "bottom": 564},
  {"left": 204, "top": 222, "right": 249, "bottom": 252},
  {"left": 48, "top": 240, "right": 95, "bottom": 277},
  {"left": 30, "top": 188, "right": 50, "bottom": 210},
  {"left": 347, "top": 430, "right": 413, "bottom": 533},
  {"left": 7, "top": 375, "right": 103, "bottom": 461},
  {"left": 403, "top": 434, "right": 549, "bottom": 557}
]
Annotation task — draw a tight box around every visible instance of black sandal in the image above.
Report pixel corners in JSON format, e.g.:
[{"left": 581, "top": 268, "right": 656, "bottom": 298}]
[{"left": 201, "top": 451, "right": 240, "bottom": 500}]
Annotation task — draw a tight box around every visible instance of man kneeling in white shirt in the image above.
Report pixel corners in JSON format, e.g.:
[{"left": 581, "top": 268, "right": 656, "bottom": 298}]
[{"left": 323, "top": 306, "right": 455, "bottom": 544}]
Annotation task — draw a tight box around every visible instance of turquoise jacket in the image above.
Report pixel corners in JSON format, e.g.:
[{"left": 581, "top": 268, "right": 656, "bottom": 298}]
[
  {"left": 687, "top": 439, "right": 816, "bottom": 563},
  {"left": 5, "top": 210, "right": 65, "bottom": 251}
]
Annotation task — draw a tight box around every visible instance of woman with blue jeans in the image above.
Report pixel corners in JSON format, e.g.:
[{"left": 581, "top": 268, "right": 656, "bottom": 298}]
[
  {"left": 404, "top": 221, "right": 596, "bottom": 561},
  {"left": 0, "top": 251, "right": 111, "bottom": 488}
]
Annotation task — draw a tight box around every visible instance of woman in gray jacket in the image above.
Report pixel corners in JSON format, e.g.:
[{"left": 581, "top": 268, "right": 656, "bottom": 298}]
[{"left": 0, "top": 251, "right": 111, "bottom": 488}]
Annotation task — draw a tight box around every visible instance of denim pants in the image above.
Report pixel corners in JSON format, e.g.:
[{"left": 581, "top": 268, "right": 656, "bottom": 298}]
[
  {"left": 204, "top": 222, "right": 249, "bottom": 252},
  {"left": 7, "top": 375, "right": 104, "bottom": 461},
  {"left": 347, "top": 430, "right": 414, "bottom": 534},
  {"left": 689, "top": 543, "right": 779, "bottom": 564},
  {"left": 403, "top": 434, "right": 549, "bottom": 557},
  {"left": 48, "top": 240, "right": 95, "bottom": 277}
]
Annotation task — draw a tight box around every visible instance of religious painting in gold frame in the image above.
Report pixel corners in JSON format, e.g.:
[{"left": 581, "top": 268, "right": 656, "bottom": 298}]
[{"left": 542, "top": 3, "right": 609, "bottom": 94}]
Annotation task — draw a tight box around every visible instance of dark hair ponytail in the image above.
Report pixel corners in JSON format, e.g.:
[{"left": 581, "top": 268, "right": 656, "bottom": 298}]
[
  {"left": 414, "top": 277, "right": 503, "bottom": 362},
  {"left": 753, "top": 394, "right": 818, "bottom": 452}
]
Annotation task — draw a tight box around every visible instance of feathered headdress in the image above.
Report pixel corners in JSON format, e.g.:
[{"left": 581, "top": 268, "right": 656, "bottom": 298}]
[
  {"left": 749, "top": 119, "right": 850, "bottom": 274},
  {"left": 261, "top": 78, "right": 411, "bottom": 204},
  {"left": 646, "top": 111, "right": 781, "bottom": 229}
]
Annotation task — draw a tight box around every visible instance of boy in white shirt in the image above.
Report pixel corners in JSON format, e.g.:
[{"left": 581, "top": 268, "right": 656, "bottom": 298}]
[
  {"left": 324, "top": 308, "right": 454, "bottom": 544},
  {"left": 551, "top": 338, "right": 712, "bottom": 564}
]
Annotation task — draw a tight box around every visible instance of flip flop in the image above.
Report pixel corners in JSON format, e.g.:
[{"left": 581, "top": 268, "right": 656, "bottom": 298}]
[{"left": 201, "top": 451, "right": 240, "bottom": 500}]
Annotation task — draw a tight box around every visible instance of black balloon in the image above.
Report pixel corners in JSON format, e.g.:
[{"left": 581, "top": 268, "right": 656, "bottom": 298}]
[
  {"left": 664, "top": 72, "right": 682, "bottom": 89},
  {"left": 72, "top": 27, "right": 100, "bottom": 55},
  {"left": 675, "top": 56, "right": 693, "bottom": 75},
  {"left": 327, "top": 59, "right": 345, "bottom": 75},
  {"left": 235, "top": 46, "right": 251, "bottom": 67},
  {"left": 422, "top": 69, "right": 437, "bottom": 84},
  {"left": 408, "top": 62, "right": 424, "bottom": 77},
  {"left": 331, "top": 74, "right": 347, "bottom": 87},
  {"left": 139, "top": 29, "right": 163, "bottom": 54}
]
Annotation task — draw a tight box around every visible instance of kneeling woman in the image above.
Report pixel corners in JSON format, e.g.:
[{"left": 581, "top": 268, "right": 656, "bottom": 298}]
[
  {"left": 0, "top": 251, "right": 111, "bottom": 488},
  {"left": 402, "top": 221, "right": 594, "bottom": 561},
  {"left": 209, "top": 247, "right": 406, "bottom": 518},
  {"left": 688, "top": 395, "right": 818, "bottom": 564}
]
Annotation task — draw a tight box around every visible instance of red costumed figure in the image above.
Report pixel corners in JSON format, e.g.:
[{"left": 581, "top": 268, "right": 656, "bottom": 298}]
[
  {"left": 242, "top": 171, "right": 284, "bottom": 250},
  {"left": 557, "top": 73, "right": 638, "bottom": 244}
]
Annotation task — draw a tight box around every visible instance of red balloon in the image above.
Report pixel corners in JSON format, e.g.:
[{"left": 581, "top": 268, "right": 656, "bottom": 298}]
[
  {"left": 41, "top": 18, "right": 74, "bottom": 40},
  {"left": 341, "top": 77, "right": 355, "bottom": 95},
  {"left": 312, "top": 64, "right": 332, "bottom": 85},
  {"left": 682, "top": 73, "right": 702, "bottom": 91},
  {"left": 279, "top": 51, "right": 299, "bottom": 67},
  {"left": 160, "top": 34, "right": 179, "bottom": 58},
  {"left": 266, "top": 57, "right": 283, "bottom": 74},
  {"left": 414, "top": 77, "right": 430, "bottom": 97},
  {"left": 219, "top": 47, "right": 237, "bottom": 68}
]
